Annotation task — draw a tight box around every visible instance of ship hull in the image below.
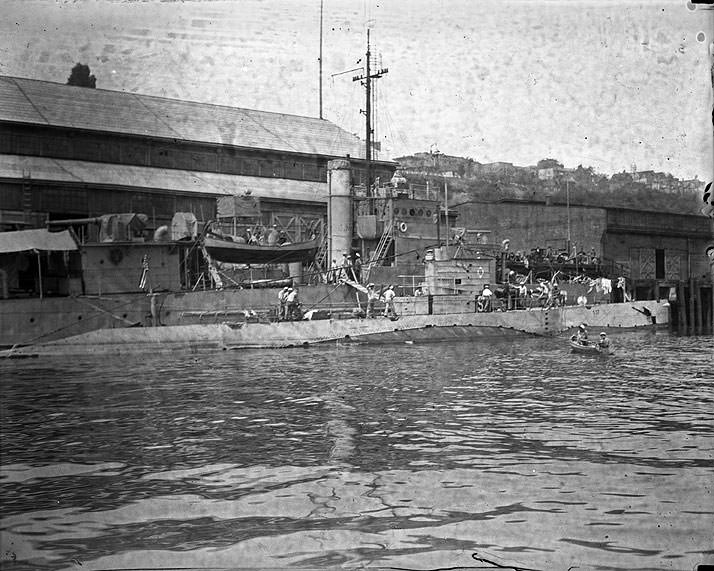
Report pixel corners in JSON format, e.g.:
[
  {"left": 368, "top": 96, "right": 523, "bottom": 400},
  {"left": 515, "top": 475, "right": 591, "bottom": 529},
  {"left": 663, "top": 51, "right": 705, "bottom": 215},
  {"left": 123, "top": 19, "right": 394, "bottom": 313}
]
[{"left": 1, "top": 299, "right": 668, "bottom": 357}]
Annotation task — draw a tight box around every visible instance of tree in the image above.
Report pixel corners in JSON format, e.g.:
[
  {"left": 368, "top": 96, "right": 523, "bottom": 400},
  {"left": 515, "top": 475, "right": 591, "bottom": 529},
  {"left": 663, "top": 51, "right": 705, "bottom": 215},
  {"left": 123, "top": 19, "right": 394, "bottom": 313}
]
[
  {"left": 67, "top": 63, "right": 96, "bottom": 88},
  {"left": 536, "top": 158, "right": 564, "bottom": 170}
]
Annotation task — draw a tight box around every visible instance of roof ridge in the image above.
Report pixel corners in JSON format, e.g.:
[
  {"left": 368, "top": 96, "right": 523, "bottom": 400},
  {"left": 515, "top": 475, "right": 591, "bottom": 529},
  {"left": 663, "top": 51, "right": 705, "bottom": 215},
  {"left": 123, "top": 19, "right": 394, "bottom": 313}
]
[
  {"left": 5, "top": 77, "right": 51, "bottom": 126},
  {"left": 2, "top": 74, "right": 336, "bottom": 125}
]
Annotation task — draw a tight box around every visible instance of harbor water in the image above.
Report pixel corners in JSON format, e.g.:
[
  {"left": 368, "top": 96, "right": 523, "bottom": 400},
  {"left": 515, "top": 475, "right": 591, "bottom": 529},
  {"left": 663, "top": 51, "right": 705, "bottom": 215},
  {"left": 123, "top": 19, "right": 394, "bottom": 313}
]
[{"left": 1, "top": 330, "right": 712, "bottom": 571}]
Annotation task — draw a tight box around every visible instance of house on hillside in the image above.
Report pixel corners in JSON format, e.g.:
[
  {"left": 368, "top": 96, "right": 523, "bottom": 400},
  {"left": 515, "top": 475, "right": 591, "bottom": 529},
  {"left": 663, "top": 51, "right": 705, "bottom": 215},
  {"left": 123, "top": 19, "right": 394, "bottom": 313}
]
[{"left": 481, "top": 162, "right": 515, "bottom": 177}]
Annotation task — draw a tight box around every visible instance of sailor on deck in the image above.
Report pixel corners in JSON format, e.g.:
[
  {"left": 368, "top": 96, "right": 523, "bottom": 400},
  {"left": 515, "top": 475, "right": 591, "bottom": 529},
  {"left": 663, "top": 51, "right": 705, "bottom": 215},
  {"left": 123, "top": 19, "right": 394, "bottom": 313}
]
[
  {"left": 278, "top": 286, "right": 290, "bottom": 320},
  {"left": 329, "top": 259, "right": 339, "bottom": 283},
  {"left": 366, "top": 283, "right": 378, "bottom": 318},
  {"left": 286, "top": 287, "right": 300, "bottom": 320},
  {"left": 353, "top": 253, "right": 362, "bottom": 283},
  {"left": 382, "top": 285, "right": 396, "bottom": 318},
  {"left": 341, "top": 253, "right": 352, "bottom": 282},
  {"left": 477, "top": 284, "right": 493, "bottom": 312}
]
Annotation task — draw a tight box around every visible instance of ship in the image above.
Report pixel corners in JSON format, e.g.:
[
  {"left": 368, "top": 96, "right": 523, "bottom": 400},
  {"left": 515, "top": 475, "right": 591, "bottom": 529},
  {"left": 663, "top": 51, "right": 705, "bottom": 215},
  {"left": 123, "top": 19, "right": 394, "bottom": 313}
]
[
  {"left": 0, "top": 159, "right": 668, "bottom": 358},
  {"left": 0, "top": 35, "right": 669, "bottom": 357}
]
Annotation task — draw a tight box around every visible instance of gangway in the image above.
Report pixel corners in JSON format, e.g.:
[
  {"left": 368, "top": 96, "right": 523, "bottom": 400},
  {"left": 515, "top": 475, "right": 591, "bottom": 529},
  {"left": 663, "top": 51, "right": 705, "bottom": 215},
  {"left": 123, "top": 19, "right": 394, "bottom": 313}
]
[{"left": 343, "top": 279, "right": 368, "bottom": 294}]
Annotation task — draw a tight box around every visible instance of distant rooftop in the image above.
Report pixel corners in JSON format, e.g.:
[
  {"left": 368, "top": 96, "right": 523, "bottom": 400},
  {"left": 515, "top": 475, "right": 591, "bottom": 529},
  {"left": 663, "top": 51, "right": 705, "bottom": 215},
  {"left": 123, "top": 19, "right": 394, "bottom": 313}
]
[{"left": 0, "top": 76, "right": 367, "bottom": 159}]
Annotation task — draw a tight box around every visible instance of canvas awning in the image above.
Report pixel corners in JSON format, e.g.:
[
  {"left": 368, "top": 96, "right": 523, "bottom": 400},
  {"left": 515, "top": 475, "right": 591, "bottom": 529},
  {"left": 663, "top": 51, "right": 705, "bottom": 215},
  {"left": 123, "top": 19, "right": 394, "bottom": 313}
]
[{"left": 0, "top": 229, "right": 78, "bottom": 254}]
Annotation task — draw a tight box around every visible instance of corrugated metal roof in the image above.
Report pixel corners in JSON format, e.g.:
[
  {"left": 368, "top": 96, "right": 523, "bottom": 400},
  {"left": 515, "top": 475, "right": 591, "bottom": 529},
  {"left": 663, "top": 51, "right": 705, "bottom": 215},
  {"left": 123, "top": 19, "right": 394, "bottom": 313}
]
[
  {"left": 0, "top": 76, "right": 366, "bottom": 159},
  {"left": 0, "top": 154, "right": 328, "bottom": 203},
  {"left": 0, "top": 228, "right": 77, "bottom": 253}
]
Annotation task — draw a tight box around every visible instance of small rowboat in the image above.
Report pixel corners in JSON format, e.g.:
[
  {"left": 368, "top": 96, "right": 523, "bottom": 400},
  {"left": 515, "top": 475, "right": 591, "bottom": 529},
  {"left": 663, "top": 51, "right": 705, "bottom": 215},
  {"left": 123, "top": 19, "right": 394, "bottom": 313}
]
[
  {"left": 203, "top": 234, "right": 319, "bottom": 265},
  {"left": 569, "top": 339, "right": 602, "bottom": 354},
  {"left": 569, "top": 336, "right": 613, "bottom": 355}
]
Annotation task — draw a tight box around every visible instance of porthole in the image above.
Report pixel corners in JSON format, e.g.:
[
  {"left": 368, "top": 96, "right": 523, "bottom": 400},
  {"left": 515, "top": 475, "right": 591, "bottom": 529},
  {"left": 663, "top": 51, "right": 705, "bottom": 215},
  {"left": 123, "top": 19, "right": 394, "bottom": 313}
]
[
  {"left": 426, "top": 209, "right": 431, "bottom": 216},
  {"left": 29, "top": 317, "right": 35, "bottom": 324},
  {"left": 409, "top": 208, "right": 416, "bottom": 216},
  {"left": 417, "top": 209, "right": 424, "bottom": 216},
  {"left": 77, "top": 315, "right": 83, "bottom": 321}
]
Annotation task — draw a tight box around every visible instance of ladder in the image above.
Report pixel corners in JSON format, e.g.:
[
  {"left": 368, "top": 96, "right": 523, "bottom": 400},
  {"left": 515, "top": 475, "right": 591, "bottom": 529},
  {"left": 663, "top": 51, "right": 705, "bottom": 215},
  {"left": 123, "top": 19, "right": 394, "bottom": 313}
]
[
  {"left": 199, "top": 245, "right": 223, "bottom": 290},
  {"left": 306, "top": 234, "right": 329, "bottom": 284},
  {"left": 363, "top": 222, "right": 394, "bottom": 282},
  {"left": 22, "top": 171, "right": 32, "bottom": 224}
]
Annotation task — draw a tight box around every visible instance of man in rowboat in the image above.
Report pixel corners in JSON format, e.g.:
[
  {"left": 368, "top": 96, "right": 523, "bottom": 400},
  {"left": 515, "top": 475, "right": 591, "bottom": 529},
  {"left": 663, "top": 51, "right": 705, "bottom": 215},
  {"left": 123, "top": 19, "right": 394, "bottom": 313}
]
[
  {"left": 575, "top": 323, "right": 589, "bottom": 345},
  {"left": 597, "top": 332, "right": 610, "bottom": 350}
]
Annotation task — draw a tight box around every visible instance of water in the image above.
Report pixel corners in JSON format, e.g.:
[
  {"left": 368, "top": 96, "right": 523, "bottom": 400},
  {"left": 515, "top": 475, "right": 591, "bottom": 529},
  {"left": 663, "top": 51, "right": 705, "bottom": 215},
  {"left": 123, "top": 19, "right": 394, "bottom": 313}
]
[{"left": 1, "top": 330, "right": 712, "bottom": 571}]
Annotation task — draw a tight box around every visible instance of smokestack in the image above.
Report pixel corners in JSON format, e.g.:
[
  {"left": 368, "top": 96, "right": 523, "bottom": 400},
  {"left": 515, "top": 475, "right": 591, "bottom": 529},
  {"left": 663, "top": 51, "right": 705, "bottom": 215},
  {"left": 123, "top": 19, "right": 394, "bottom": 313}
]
[{"left": 327, "top": 159, "right": 353, "bottom": 267}]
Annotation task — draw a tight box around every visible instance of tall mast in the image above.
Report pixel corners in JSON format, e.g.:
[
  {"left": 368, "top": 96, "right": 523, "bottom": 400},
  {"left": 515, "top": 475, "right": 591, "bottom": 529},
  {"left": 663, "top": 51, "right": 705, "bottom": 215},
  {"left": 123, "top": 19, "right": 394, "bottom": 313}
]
[
  {"left": 353, "top": 29, "right": 387, "bottom": 197},
  {"left": 318, "top": 0, "right": 324, "bottom": 119}
]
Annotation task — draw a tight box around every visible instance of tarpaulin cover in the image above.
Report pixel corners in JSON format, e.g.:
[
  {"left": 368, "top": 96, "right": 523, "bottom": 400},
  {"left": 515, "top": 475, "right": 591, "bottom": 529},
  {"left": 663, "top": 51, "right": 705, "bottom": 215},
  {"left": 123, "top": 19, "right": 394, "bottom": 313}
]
[{"left": 0, "top": 229, "right": 78, "bottom": 254}]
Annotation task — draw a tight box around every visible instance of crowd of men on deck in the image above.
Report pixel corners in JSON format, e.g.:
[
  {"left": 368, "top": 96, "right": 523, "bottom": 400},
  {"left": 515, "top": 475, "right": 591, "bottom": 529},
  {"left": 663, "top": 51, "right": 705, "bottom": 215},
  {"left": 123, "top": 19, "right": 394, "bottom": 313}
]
[
  {"left": 273, "top": 239, "right": 620, "bottom": 320},
  {"left": 327, "top": 252, "right": 362, "bottom": 284},
  {"left": 507, "top": 246, "right": 600, "bottom": 268}
]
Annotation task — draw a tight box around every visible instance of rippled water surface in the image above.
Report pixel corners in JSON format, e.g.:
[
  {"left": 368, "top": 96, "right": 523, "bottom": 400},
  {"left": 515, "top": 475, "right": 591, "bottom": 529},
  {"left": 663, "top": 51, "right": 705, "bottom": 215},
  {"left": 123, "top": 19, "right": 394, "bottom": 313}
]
[{"left": 1, "top": 330, "right": 713, "bottom": 571}]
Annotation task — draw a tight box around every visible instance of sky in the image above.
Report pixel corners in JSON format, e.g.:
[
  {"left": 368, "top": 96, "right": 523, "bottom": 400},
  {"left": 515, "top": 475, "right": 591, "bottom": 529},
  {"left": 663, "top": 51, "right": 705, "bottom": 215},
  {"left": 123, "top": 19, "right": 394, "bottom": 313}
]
[{"left": 1, "top": 0, "right": 712, "bottom": 180}]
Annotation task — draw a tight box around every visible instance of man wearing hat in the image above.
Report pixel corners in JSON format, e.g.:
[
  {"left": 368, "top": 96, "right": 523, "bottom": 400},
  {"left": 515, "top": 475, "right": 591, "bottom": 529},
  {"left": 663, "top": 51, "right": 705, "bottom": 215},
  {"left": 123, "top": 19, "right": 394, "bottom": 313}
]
[
  {"left": 597, "top": 331, "right": 610, "bottom": 350},
  {"left": 353, "top": 252, "right": 362, "bottom": 282},
  {"left": 341, "top": 253, "right": 352, "bottom": 282},
  {"left": 382, "top": 284, "right": 396, "bottom": 318},
  {"left": 286, "top": 287, "right": 300, "bottom": 320},
  {"left": 477, "top": 283, "right": 494, "bottom": 312},
  {"left": 575, "top": 323, "right": 589, "bottom": 345},
  {"left": 277, "top": 286, "right": 290, "bottom": 320},
  {"left": 366, "top": 283, "right": 378, "bottom": 318}
]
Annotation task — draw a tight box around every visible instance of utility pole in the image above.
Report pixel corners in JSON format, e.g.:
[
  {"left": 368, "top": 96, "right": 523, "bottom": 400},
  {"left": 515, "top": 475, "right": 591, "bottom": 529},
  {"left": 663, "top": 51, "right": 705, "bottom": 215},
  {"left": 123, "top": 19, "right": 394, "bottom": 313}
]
[
  {"left": 353, "top": 29, "right": 387, "bottom": 197},
  {"left": 445, "top": 181, "right": 449, "bottom": 247},
  {"left": 318, "top": 0, "right": 324, "bottom": 119},
  {"left": 566, "top": 178, "right": 571, "bottom": 255}
]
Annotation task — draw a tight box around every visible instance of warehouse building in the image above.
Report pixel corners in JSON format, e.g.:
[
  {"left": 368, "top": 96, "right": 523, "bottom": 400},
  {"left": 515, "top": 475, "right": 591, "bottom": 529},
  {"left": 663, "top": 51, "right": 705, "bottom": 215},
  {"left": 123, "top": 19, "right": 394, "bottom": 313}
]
[
  {"left": 456, "top": 198, "right": 714, "bottom": 331},
  {"left": 0, "top": 75, "right": 395, "bottom": 240}
]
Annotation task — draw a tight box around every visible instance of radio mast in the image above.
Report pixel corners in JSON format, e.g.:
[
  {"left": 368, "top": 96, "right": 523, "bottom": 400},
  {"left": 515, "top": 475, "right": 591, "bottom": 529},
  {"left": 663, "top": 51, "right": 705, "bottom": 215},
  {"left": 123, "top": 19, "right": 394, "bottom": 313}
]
[
  {"left": 318, "top": 0, "right": 324, "bottom": 119},
  {"left": 353, "top": 29, "right": 388, "bottom": 197}
]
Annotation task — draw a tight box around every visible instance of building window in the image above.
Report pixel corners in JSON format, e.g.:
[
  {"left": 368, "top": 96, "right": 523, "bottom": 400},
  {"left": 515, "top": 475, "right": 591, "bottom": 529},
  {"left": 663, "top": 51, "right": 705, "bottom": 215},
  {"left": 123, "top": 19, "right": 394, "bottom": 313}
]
[
  {"left": 655, "top": 249, "right": 665, "bottom": 280},
  {"left": 303, "top": 164, "right": 319, "bottom": 181},
  {"left": 259, "top": 160, "right": 282, "bottom": 177},
  {"left": 242, "top": 159, "right": 259, "bottom": 176}
]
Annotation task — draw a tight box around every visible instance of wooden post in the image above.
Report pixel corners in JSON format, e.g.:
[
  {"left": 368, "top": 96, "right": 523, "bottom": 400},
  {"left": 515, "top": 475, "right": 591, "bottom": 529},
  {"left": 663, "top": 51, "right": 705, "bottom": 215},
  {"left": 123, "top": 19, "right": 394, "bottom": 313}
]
[
  {"left": 710, "top": 259, "right": 714, "bottom": 334},
  {"left": 36, "top": 249, "right": 43, "bottom": 300},
  {"left": 695, "top": 281, "right": 703, "bottom": 335},
  {"left": 678, "top": 281, "right": 687, "bottom": 333},
  {"left": 688, "top": 278, "right": 696, "bottom": 335},
  {"left": 709, "top": 284, "right": 714, "bottom": 335}
]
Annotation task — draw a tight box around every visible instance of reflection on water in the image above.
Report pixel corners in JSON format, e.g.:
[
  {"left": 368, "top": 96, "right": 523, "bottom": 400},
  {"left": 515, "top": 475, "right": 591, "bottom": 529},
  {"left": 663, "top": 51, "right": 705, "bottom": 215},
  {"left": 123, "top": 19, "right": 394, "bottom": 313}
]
[{"left": 1, "top": 330, "right": 712, "bottom": 570}]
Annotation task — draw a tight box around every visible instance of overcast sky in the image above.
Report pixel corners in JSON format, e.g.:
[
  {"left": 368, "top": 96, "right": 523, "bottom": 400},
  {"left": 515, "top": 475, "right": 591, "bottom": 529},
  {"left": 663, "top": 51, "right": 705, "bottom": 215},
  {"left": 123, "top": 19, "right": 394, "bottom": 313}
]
[{"left": 1, "top": 0, "right": 712, "bottom": 180}]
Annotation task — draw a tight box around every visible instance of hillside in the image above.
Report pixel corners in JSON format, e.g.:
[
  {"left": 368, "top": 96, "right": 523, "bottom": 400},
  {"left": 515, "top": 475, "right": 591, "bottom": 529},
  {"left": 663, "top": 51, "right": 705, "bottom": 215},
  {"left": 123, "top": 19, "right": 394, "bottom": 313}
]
[{"left": 394, "top": 153, "right": 704, "bottom": 215}]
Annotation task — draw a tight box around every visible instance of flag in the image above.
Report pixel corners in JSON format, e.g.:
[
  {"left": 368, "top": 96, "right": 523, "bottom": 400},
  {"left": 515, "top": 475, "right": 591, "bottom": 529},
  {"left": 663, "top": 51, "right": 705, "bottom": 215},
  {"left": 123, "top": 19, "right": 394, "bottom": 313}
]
[{"left": 139, "top": 254, "right": 149, "bottom": 290}]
